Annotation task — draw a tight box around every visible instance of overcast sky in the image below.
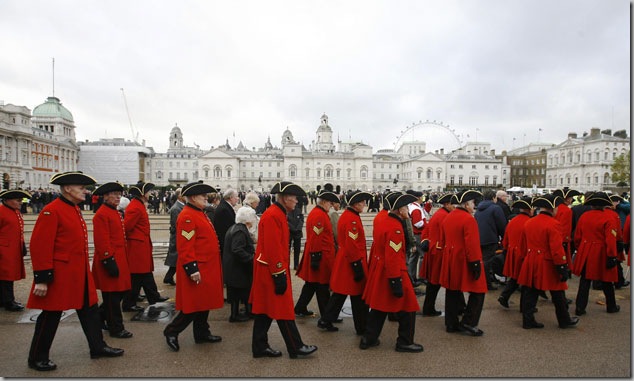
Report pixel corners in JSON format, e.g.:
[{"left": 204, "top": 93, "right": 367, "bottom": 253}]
[{"left": 1, "top": 0, "right": 629, "bottom": 154}]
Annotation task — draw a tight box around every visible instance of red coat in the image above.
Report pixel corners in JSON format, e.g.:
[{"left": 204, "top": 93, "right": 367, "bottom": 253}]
[
  {"left": 501, "top": 213, "right": 531, "bottom": 280},
  {"left": 571, "top": 209, "right": 618, "bottom": 282},
  {"left": 368, "top": 210, "right": 389, "bottom": 270},
  {"left": 27, "top": 198, "right": 98, "bottom": 310},
  {"left": 124, "top": 198, "right": 154, "bottom": 273},
  {"left": 517, "top": 212, "right": 568, "bottom": 291},
  {"left": 175, "top": 205, "right": 224, "bottom": 314},
  {"left": 249, "top": 203, "right": 295, "bottom": 320},
  {"left": 419, "top": 207, "right": 450, "bottom": 285},
  {"left": 91, "top": 204, "right": 131, "bottom": 292},
  {"left": 439, "top": 208, "right": 487, "bottom": 293},
  {"left": 0, "top": 204, "right": 26, "bottom": 281},
  {"left": 297, "top": 205, "right": 335, "bottom": 284},
  {"left": 330, "top": 208, "right": 368, "bottom": 296},
  {"left": 605, "top": 208, "right": 625, "bottom": 261},
  {"left": 362, "top": 213, "right": 419, "bottom": 313},
  {"left": 623, "top": 214, "right": 630, "bottom": 266},
  {"left": 555, "top": 204, "right": 573, "bottom": 266}
]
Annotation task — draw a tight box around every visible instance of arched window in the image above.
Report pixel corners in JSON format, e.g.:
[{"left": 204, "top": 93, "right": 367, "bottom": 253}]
[
  {"left": 213, "top": 165, "right": 222, "bottom": 178},
  {"left": 324, "top": 165, "right": 333, "bottom": 179},
  {"left": 426, "top": 168, "right": 432, "bottom": 180},
  {"left": 604, "top": 172, "right": 610, "bottom": 185},
  {"left": 225, "top": 165, "right": 233, "bottom": 179},
  {"left": 416, "top": 167, "right": 423, "bottom": 179},
  {"left": 203, "top": 165, "right": 210, "bottom": 178},
  {"left": 567, "top": 151, "right": 572, "bottom": 163},
  {"left": 360, "top": 165, "right": 368, "bottom": 180},
  {"left": 289, "top": 164, "right": 297, "bottom": 178}
]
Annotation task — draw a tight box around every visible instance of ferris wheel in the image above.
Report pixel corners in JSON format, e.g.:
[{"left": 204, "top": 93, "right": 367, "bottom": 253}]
[{"left": 393, "top": 120, "right": 464, "bottom": 153}]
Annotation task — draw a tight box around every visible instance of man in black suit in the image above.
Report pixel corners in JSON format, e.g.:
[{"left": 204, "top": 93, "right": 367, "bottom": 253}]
[{"left": 213, "top": 188, "right": 240, "bottom": 255}]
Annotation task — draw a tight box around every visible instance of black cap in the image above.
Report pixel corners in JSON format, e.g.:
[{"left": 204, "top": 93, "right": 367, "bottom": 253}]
[
  {"left": 93, "top": 181, "right": 125, "bottom": 196},
  {"left": 383, "top": 191, "right": 402, "bottom": 210},
  {"left": 553, "top": 188, "right": 581, "bottom": 199},
  {"left": 511, "top": 196, "right": 533, "bottom": 210},
  {"left": 182, "top": 181, "right": 217, "bottom": 197},
  {"left": 129, "top": 181, "right": 155, "bottom": 197},
  {"left": 50, "top": 171, "right": 96, "bottom": 186},
  {"left": 317, "top": 190, "right": 340, "bottom": 203},
  {"left": 609, "top": 194, "right": 624, "bottom": 203},
  {"left": 532, "top": 194, "right": 564, "bottom": 209},
  {"left": 391, "top": 194, "right": 419, "bottom": 210},
  {"left": 437, "top": 192, "right": 454, "bottom": 204},
  {"left": 270, "top": 181, "right": 307, "bottom": 197},
  {"left": 454, "top": 190, "right": 482, "bottom": 204},
  {"left": 346, "top": 191, "right": 372, "bottom": 206},
  {"left": 584, "top": 192, "right": 612, "bottom": 207},
  {"left": 323, "top": 183, "right": 334, "bottom": 192},
  {"left": 0, "top": 189, "right": 31, "bottom": 200},
  {"left": 405, "top": 189, "right": 423, "bottom": 198}
]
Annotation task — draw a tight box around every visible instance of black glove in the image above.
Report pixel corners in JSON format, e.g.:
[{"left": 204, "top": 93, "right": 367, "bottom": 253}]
[
  {"left": 624, "top": 243, "right": 630, "bottom": 254},
  {"left": 388, "top": 277, "right": 403, "bottom": 298},
  {"left": 351, "top": 260, "right": 364, "bottom": 282},
  {"left": 310, "top": 252, "right": 322, "bottom": 270},
  {"left": 101, "top": 256, "right": 119, "bottom": 277},
  {"left": 617, "top": 241, "right": 625, "bottom": 254},
  {"left": 22, "top": 242, "right": 27, "bottom": 257},
  {"left": 555, "top": 264, "right": 570, "bottom": 282},
  {"left": 467, "top": 261, "right": 481, "bottom": 281},
  {"left": 420, "top": 240, "right": 429, "bottom": 253},
  {"left": 272, "top": 272, "right": 287, "bottom": 295},
  {"left": 606, "top": 256, "right": 619, "bottom": 269}
]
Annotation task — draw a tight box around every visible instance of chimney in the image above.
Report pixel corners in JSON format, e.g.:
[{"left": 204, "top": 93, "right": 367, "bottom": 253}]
[
  {"left": 490, "top": 149, "right": 495, "bottom": 156},
  {"left": 601, "top": 129, "right": 612, "bottom": 136},
  {"left": 434, "top": 150, "right": 438, "bottom": 154},
  {"left": 590, "top": 128, "right": 601, "bottom": 137},
  {"left": 440, "top": 148, "right": 444, "bottom": 154},
  {"left": 568, "top": 132, "right": 577, "bottom": 139}
]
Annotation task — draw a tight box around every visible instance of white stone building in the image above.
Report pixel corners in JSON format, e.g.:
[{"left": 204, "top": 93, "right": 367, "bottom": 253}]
[{"left": 150, "top": 124, "right": 204, "bottom": 187}]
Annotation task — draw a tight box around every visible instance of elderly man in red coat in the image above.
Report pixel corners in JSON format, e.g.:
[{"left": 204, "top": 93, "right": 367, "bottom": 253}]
[
  {"left": 91, "top": 182, "right": 133, "bottom": 339},
  {"left": 439, "top": 190, "right": 487, "bottom": 336},
  {"left": 249, "top": 181, "right": 318, "bottom": 359},
  {"left": 27, "top": 172, "right": 123, "bottom": 372},
  {"left": 361, "top": 193, "right": 423, "bottom": 353},
  {"left": 122, "top": 181, "right": 167, "bottom": 311},
  {"left": 163, "top": 181, "right": 225, "bottom": 352},
  {"left": 518, "top": 194, "right": 579, "bottom": 329},
  {"left": 0, "top": 189, "right": 30, "bottom": 311}
]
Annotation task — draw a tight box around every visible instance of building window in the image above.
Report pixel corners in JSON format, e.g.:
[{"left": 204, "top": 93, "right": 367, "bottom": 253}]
[
  {"left": 459, "top": 165, "right": 463, "bottom": 169},
  {"left": 289, "top": 165, "right": 297, "bottom": 178},
  {"left": 450, "top": 176, "right": 455, "bottom": 185},
  {"left": 472, "top": 165, "right": 476, "bottom": 169},
  {"left": 214, "top": 166, "right": 222, "bottom": 178},
  {"left": 484, "top": 176, "right": 489, "bottom": 186},
  {"left": 458, "top": 176, "right": 463, "bottom": 185},
  {"left": 493, "top": 176, "right": 497, "bottom": 185},
  {"left": 469, "top": 176, "right": 477, "bottom": 185}
]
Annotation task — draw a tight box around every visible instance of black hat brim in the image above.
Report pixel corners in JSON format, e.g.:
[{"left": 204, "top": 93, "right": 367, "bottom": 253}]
[
  {"left": 437, "top": 193, "right": 454, "bottom": 204},
  {"left": 182, "top": 183, "right": 217, "bottom": 197},
  {"left": 0, "top": 190, "right": 31, "bottom": 200},
  {"left": 50, "top": 172, "right": 96, "bottom": 186},
  {"left": 271, "top": 182, "right": 307, "bottom": 197},
  {"left": 391, "top": 194, "right": 418, "bottom": 210},
  {"left": 93, "top": 182, "right": 125, "bottom": 196},
  {"left": 346, "top": 191, "right": 372, "bottom": 205},
  {"left": 318, "top": 191, "right": 340, "bottom": 203}
]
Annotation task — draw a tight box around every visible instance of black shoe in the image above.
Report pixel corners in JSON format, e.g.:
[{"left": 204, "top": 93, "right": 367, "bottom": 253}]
[
  {"left": 422, "top": 310, "right": 442, "bottom": 317},
  {"left": 28, "top": 359, "right": 57, "bottom": 371},
  {"left": 90, "top": 345, "right": 124, "bottom": 359},
  {"left": 165, "top": 335, "right": 179, "bottom": 351},
  {"left": 566, "top": 298, "right": 573, "bottom": 305},
  {"left": 459, "top": 323, "right": 484, "bottom": 336},
  {"left": 446, "top": 325, "right": 464, "bottom": 333},
  {"left": 229, "top": 313, "right": 250, "bottom": 323},
  {"left": 150, "top": 296, "right": 169, "bottom": 304},
  {"left": 395, "top": 343, "right": 424, "bottom": 353},
  {"left": 487, "top": 284, "right": 498, "bottom": 291},
  {"left": 289, "top": 345, "right": 318, "bottom": 358},
  {"left": 102, "top": 321, "right": 109, "bottom": 331},
  {"left": 522, "top": 321, "right": 545, "bottom": 329},
  {"left": 4, "top": 301, "right": 24, "bottom": 311},
  {"left": 317, "top": 319, "right": 339, "bottom": 331},
  {"left": 163, "top": 279, "right": 176, "bottom": 286},
  {"left": 110, "top": 329, "right": 133, "bottom": 339},
  {"left": 607, "top": 305, "right": 621, "bottom": 313},
  {"left": 538, "top": 291, "right": 549, "bottom": 299},
  {"left": 575, "top": 309, "right": 586, "bottom": 316},
  {"left": 194, "top": 334, "right": 222, "bottom": 344},
  {"left": 122, "top": 305, "right": 143, "bottom": 312},
  {"left": 294, "top": 309, "right": 315, "bottom": 317},
  {"left": 253, "top": 347, "right": 283, "bottom": 358},
  {"left": 137, "top": 294, "right": 146, "bottom": 301},
  {"left": 559, "top": 316, "right": 579, "bottom": 329},
  {"left": 497, "top": 296, "right": 509, "bottom": 308},
  {"left": 333, "top": 317, "right": 344, "bottom": 323},
  {"left": 359, "top": 337, "right": 380, "bottom": 349}
]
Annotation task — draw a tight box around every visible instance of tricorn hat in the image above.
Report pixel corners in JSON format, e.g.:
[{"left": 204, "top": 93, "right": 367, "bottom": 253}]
[
  {"left": 129, "top": 181, "right": 155, "bottom": 197},
  {"left": 182, "top": 181, "right": 217, "bottom": 197},
  {"left": 405, "top": 189, "right": 423, "bottom": 198},
  {"left": 50, "top": 171, "right": 96, "bottom": 186},
  {"left": 609, "top": 194, "right": 624, "bottom": 203},
  {"left": 584, "top": 192, "right": 612, "bottom": 207},
  {"left": 454, "top": 190, "right": 482, "bottom": 204},
  {"left": 553, "top": 188, "right": 581, "bottom": 199},
  {"left": 93, "top": 181, "right": 125, "bottom": 196},
  {"left": 323, "top": 183, "right": 334, "bottom": 192},
  {"left": 0, "top": 189, "right": 31, "bottom": 200},
  {"left": 270, "top": 181, "right": 307, "bottom": 197},
  {"left": 437, "top": 192, "right": 454, "bottom": 204},
  {"left": 346, "top": 191, "right": 372, "bottom": 206},
  {"left": 391, "top": 194, "right": 419, "bottom": 210},
  {"left": 383, "top": 191, "right": 402, "bottom": 210},
  {"left": 532, "top": 194, "right": 563, "bottom": 209},
  {"left": 511, "top": 196, "right": 533, "bottom": 210},
  {"left": 317, "top": 190, "right": 340, "bottom": 203}
]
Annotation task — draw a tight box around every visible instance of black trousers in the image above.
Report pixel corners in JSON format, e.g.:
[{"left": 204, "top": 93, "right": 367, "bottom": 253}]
[
  {"left": 444, "top": 290, "right": 481, "bottom": 328},
  {"left": 481, "top": 243, "right": 498, "bottom": 285},
  {"left": 122, "top": 272, "right": 161, "bottom": 308},
  {"left": 323, "top": 293, "right": 368, "bottom": 334},
  {"left": 522, "top": 287, "right": 571, "bottom": 326},
  {"left": 100, "top": 291, "right": 126, "bottom": 334},
  {"left": 421, "top": 283, "right": 441, "bottom": 314},
  {"left": 407, "top": 236, "right": 424, "bottom": 281},
  {"left": 575, "top": 268, "right": 617, "bottom": 312},
  {"left": 499, "top": 278, "right": 520, "bottom": 303},
  {"left": 0, "top": 280, "right": 16, "bottom": 306},
  {"left": 289, "top": 232, "right": 302, "bottom": 269},
  {"left": 163, "top": 267, "right": 176, "bottom": 282},
  {"left": 252, "top": 314, "right": 304, "bottom": 354},
  {"left": 29, "top": 281, "right": 106, "bottom": 362},
  {"left": 364, "top": 309, "right": 416, "bottom": 346},
  {"left": 294, "top": 282, "right": 330, "bottom": 317},
  {"left": 164, "top": 310, "right": 211, "bottom": 340}
]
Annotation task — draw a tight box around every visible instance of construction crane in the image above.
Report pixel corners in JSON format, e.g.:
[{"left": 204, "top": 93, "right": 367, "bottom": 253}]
[{"left": 120, "top": 88, "right": 139, "bottom": 144}]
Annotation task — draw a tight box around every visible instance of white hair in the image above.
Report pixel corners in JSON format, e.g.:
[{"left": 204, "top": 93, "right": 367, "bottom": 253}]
[
  {"left": 235, "top": 206, "right": 257, "bottom": 224},
  {"left": 118, "top": 196, "right": 130, "bottom": 211},
  {"left": 223, "top": 188, "right": 238, "bottom": 200},
  {"left": 243, "top": 191, "right": 259, "bottom": 205}
]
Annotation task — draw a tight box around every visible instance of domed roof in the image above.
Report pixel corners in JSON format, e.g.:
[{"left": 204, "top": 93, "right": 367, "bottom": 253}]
[
  {"left": 170, "top": 124, "right": 182, "bottom": 134},
  {"left": 33, "top": 96, "right": 74, "bottom": 122}
]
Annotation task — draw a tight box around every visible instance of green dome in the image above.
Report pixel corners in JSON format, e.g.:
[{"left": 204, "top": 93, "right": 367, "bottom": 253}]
[{"left": 33, "top": 96, "right": 74, "bottom": 122}]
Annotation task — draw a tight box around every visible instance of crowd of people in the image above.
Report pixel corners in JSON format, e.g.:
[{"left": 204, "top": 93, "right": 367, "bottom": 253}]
[{"left": 0, "top": 171, "right": 630, "bottom": 371}]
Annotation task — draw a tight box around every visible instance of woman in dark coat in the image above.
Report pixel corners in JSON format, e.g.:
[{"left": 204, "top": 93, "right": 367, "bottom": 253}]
[{"left": 223, "top": 206, "right": 257, "bottom": 322}]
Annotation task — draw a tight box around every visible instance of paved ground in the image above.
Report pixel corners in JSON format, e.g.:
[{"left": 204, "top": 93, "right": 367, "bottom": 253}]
[{"left": 1, "top": 212, "right": 630, "bottom": 377}]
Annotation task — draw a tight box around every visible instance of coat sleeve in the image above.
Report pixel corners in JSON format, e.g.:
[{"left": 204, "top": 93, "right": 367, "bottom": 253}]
[
  {"left": 548, "top": 224, "right": 567, "bottom": 265},
  {"left": 177, "top": 213, "right": 199, "bottom": 275},
  {"left": 30, "top": 207, "right": 58, "bottom": 282},
  {"left": 384, "top": 228, "right": 406, "bottom": 279},
  {"left": 230, "top": 229, "right": 255, "bottom": 264},
  {"left": 92, "top": 212, "right": 113, "bottom": 261},
  {"left": 605, "top": 219, "right": 618, "bottom": 259},
  {"left": 464, "top": 217, "right": 483, "bottom": 263},
  {"left": 123, "top": 203, "right": 141, "bottom": 237}
]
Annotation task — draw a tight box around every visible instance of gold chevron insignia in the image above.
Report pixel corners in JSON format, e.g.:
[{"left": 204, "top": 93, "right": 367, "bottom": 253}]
[
  {"left": 348, "top": 231, "right": 359, "bottom": 240},
  {"left": 611, "top": 229, "right": 617, "bottom": 237},
  {"left": 389, "top": 241, "right": 402, "bottom": 252},
  {"left": 313, "top": 226, "right": 324, "bottom": 235},
  {"left": 181, "top": 230, "right": 195, "bottom": 240}
]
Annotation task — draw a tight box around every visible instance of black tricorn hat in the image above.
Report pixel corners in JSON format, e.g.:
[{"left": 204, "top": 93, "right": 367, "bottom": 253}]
[
  {"left": 584, "top": 192, "right": 612, "bottom": 207},
  {"left": 455, "top": 190, "right": 482, "bottom": 204},
  {"left": 129, "top": 181, "right": 155, "bottom": 197},
  {"left": 437, "top": 192, "right": 454, "bottom": 204},
  {"left": 317, "top": 190, "right": 340, "bottom": 203},
  {"left": 609, "top": 194, "right": 624, "bottom": 203},
  {"left": 346, "top": 191, "right": 372, "bottom": 206},
  {"left": 182, "top": 181, "right": 217, "bottom": 197},
  {"left": 391, "top": 194, "right": 418, "bottom": 210},
  {"left": 532, "top": 194, "right": 563, "bottom": 209},
  {"left": 93, "top": 181, "right": 125, "bottom": 196},
  {"left": 383, "top": 191, "right": 402, "bottom": 210},
  {"left": 406, "top": 189, "right": 423, "bottom": 198},
  {"left": 323, "top": 183, "right": 334, "bottom": 192},
  {"left": 0, "top": 189, "right": 31, "bottom": 200},
  {"left": 50, "top": 171, "right": 96, "bottom": 186},
  {"left": 271, "top": 181, "right": 307, "bottom": 197},
  {"left": 511, "top": 196, "right": 533, "bottom": 210},
  {"left": 553, "top": 188, "right": 581, "bottom": 199}
]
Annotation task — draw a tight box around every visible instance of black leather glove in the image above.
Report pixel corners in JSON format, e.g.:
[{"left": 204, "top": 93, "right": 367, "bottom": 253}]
[
  {"left": 351, "top": 260, "right": 364, "bottom": 282},
  {"left": 467, "top": 261, "right": 481, "bottom": 281},
  {"left": 310, "top": 252, "right": 322, "bottom": 270},
  {"left": 101, "top": 256, "right": 119, "bottom": 277},
  {"left": 420, "top": 240, "right": 429, "bottom": 253},
  {"left": 388, "top": 277, "right": 403, "bottom": 298},
  {"left": 272, "top": 272, "right": 287, "bottom": 295},
  {"left": 555, "top": 264, "right": 569, "bottom": 282},
  {"left": 606, "top": 256, "right": 619, "bottom": 269}
]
